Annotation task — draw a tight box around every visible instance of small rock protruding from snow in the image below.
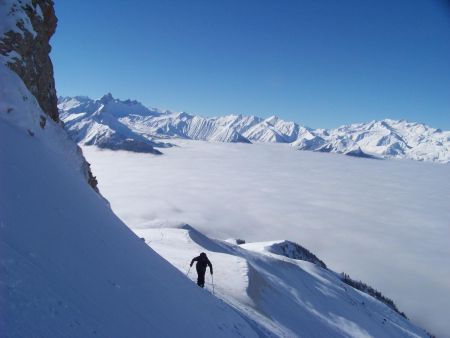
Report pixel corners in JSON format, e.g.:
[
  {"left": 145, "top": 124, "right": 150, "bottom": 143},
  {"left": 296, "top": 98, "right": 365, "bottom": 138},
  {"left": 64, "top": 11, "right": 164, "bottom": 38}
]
[
  {"left": 265, "top": 240, "right": 327, "bottom": 269},
  {"left": 344, "top": 147, "right": 379, "bottom": 159}
]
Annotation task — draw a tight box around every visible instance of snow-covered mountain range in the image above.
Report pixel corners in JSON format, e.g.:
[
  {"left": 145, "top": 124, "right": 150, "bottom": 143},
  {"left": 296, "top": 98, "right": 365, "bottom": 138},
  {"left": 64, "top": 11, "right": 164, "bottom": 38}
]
[{"left": 59, "top": 94, "right": 450, "bottom": 163}]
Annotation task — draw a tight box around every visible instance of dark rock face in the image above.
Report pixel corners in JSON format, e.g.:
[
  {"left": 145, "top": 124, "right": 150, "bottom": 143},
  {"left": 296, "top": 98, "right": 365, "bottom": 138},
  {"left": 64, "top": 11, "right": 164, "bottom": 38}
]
[
  {"left": 0, "top": 0, "right": 99, "bottom": 192},
  {"left": 345, "top": 147, "right": 379, "bottom": 159},
  {"left": 267, "top": 241, "right": 327, "bottom": 269},
  {"left": 0, "top": 0, "right": 58, "bottom": 122}
]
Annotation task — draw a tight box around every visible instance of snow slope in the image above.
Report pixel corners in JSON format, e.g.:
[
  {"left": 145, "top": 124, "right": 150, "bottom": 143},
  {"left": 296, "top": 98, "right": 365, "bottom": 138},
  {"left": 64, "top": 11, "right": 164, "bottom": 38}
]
[
  {"left": 59, "top": 95, "right": 450, "bottom": 163},
  {"left": 0, "top": 63, "right": 260, "bottom": 338},
  {"left": 137, "top": 224, "right": 428, "bottom": 337},
  {"left": 82, "top": 140, "right": 450, "bottom": 337}
]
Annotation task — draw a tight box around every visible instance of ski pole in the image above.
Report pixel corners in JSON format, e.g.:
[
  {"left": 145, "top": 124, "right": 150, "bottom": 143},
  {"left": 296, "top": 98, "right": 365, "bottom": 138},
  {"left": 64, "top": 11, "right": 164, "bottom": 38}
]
[
  {"left": 212, "top": 274, "right": 215, "bottom": 294},
  {"left": 186, "top": 266, "right": 191, "bottom": 276}
]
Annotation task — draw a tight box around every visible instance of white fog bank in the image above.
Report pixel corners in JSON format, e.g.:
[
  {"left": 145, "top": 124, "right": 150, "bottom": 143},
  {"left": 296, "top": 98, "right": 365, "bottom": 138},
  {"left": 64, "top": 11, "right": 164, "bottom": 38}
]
[{"left": 83, "top": 141, "right": 450, "bottom": 337}]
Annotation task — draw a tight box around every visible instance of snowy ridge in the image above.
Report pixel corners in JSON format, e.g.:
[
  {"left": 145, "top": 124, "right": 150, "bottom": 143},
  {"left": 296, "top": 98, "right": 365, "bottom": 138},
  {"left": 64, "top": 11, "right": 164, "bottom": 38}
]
[
  {"left": 59, "top": 95, "right": 450, "bottom": 163},
  {"left": 137, "top": 224, "right": 429, "bottom": 338}
]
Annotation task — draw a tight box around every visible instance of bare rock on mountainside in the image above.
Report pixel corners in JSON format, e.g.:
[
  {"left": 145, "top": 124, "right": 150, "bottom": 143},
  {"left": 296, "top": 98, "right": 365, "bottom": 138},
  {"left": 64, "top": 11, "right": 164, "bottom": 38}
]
[
  {"left": 265, "top": 240, "right": 328, "bottom": 269},
  {"left": 0, "top": 0, "right": 58, "bottom": 121},
  {"left": 0, "top": 0, "right": 98, "bottom": 191}
]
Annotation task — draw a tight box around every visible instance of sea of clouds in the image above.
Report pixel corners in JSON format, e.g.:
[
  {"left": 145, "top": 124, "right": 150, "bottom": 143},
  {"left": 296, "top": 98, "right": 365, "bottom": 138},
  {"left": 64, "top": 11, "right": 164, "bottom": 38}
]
[{"left": 83, "top": 140, "right": 450, "bottom": 337}]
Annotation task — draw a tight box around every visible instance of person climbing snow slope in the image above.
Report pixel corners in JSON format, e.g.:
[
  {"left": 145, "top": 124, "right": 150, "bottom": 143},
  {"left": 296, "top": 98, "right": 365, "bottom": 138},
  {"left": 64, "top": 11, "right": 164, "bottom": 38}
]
[{"left": 190, "top": 253, "right": 213, "bottom": 288}]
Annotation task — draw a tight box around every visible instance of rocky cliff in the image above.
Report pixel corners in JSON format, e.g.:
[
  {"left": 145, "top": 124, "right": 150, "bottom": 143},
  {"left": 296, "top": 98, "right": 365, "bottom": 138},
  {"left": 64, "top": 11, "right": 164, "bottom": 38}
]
[
  {"left": 0, "top": 0, "right": 98, "bottom": 191},
  {"left": 0, "top": 0, "right": 57, "bottom": 121}
]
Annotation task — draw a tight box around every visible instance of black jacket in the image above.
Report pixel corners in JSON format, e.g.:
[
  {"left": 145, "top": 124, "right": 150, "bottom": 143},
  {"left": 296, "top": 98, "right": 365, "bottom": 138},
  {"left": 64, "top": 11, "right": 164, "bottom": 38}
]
[{"left": 191, "top": 253, "right": 213, "bottom": 274}]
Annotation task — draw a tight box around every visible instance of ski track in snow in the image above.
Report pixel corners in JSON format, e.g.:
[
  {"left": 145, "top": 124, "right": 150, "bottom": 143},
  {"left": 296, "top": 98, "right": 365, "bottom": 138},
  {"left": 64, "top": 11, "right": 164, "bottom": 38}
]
[{"left": 82, "top": 140, "right": 450, "bottom": 337}]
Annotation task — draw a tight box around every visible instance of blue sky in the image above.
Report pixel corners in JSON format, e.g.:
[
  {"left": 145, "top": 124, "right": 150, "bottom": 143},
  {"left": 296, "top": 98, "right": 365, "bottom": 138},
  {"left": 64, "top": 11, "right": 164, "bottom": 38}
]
[{"left": 51, "top": 0, "right": 450, "bottom": 129}]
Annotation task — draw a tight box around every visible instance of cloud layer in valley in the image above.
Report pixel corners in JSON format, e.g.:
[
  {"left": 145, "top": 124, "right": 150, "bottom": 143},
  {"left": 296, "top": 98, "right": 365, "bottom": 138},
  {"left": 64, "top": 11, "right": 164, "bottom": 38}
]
[{"left": 83, "top": 141, "right": 450, "bottom": 337}]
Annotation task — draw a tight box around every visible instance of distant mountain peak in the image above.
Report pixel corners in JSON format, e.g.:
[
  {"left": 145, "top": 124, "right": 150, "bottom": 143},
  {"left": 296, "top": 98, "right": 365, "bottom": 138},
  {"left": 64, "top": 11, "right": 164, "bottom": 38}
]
[
  {"left": 99, "top": 92, "right": 114, "bottom": 103},
  {"left": 264, "top": 115, "right": 279, "bottom": 124}
]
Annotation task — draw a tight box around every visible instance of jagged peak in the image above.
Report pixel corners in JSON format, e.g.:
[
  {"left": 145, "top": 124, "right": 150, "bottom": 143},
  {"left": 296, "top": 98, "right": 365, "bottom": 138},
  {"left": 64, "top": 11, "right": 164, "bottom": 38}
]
[
  {"left": 175, "top": 111, "right": 193, "bottom": 119},
  {"left": 99, "top": 92, "right": 115, "bottom": 103},
  {"left": 264, "top": 115, "right": 280, "bottom": 125}
]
